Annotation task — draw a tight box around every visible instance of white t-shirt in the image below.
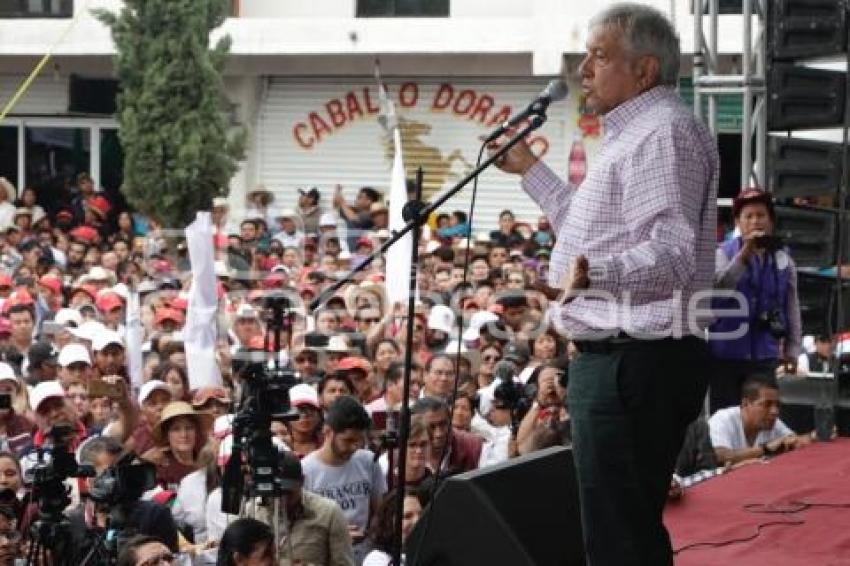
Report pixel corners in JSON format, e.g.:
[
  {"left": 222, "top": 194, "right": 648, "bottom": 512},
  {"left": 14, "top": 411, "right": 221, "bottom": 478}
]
[
  {"left": 363, "top": 550, "right": 398, "bottom": 566},
  {"left": 172, "top": 468, "right": 208, "bottom": 543},
  {"left": 708, "top": 406, "right": 794, "bottom": 450},
  {"left": 301, "top": 448, "right": 387, "bottom": 532}
]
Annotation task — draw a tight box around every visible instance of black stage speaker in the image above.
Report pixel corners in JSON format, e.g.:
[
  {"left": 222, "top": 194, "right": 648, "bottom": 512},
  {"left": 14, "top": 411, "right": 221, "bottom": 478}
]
[
  {"left": 768, "top": 0, "right": 847, "bottom": 61},
  {"left": 406, "top": 446, "right": 584, "bottom": 566},
  {"left": 767, "top": 65, "right": 846, "bottom": 130},
  {"left": 774, "top": 205, "right": 839, "bottom": 267},
  {"left": 768, "top": 136, "right": 844, "bottom": 199},
  {"left": 797, "top": 271, "right": 850, "bottom": 335}
]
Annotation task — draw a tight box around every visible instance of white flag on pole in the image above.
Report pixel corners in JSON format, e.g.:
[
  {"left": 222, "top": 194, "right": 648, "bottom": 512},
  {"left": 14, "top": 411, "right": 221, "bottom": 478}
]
[
  {"left": 376, "top": 62, "right": 413, "bottom": 308},
  {"left": 125, "top": 290, "right": 143, "bottom": 390},
  {"left": 184, "top": 211, "right": 223, "bottom": 389}
]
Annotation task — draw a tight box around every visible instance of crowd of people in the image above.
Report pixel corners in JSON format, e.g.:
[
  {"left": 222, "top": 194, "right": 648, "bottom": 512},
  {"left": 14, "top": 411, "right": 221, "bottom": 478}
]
[{"left": 0, "top": 164, "right": 833, "bottom": 566}]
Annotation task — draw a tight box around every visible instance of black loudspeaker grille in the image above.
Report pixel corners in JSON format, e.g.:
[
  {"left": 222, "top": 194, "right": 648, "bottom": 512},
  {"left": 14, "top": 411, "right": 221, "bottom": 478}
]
[
  {"left": 774, "top": 205, "right": 837, "bottom": 267},
  {"left": 797, "top": 271, "right": 850, "bottom": 335},
  {"left": 406, "top": 446, "right": 585, "bottom": 566},
  {"left": 767, "top": 65, "right": 846, "bottom": 130},
  {"left": 768, "top": 136, "right": 843, "bottom": 199},
  {"left": 770, "top": 0, "right": 847, "bottom": 60}
]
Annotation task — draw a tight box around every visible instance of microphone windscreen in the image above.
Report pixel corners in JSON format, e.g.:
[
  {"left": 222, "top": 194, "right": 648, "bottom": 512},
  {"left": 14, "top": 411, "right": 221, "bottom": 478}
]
[{"left": 544, "top": 79, "right": 569, "bottom": 102}]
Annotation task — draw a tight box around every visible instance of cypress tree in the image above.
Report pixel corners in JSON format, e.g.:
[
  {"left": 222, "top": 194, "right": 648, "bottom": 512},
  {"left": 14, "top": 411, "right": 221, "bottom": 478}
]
[{"left": 95, "top": 0, "right": 244, "bottom": 228}]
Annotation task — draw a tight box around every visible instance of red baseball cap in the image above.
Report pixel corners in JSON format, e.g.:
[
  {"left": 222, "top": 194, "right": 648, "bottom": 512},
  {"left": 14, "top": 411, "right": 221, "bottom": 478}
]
[
  {"left": 95, "top": 292, "right": 124, "bottom": 313},
  {"left": 262, "top": 273, "right": 286, "bottom": 289},
  {"left": 71, "top": 284, "right": 98, "bottom": 302},
  {"left": 87, "top": 196, "right": 111, "bottom": 218},
  {"left": 38, "top": 276, "right": 62, "bottom": 296},
  {"left": 337, "top": 356, "right": 372, "bottom": 374},
  {"left": 155, "top": 307, "right": 184, "bottom": 326},
  {"left": 70, "top": 226, "right": 99, "bottom": 244}
]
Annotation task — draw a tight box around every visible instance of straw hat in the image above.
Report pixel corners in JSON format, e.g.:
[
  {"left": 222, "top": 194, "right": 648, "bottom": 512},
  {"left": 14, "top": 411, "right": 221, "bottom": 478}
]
[{"left": 152, "top": 401, "right": 214, "bottom": 445}]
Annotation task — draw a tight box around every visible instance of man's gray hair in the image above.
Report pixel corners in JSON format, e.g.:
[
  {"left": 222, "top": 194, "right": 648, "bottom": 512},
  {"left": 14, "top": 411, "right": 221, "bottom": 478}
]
[
  {"left": 590, "top": 3, "right": 681, "bottom": 86},
  {"left": 78, "top": 434, "right": 123, "bottom": 466}
]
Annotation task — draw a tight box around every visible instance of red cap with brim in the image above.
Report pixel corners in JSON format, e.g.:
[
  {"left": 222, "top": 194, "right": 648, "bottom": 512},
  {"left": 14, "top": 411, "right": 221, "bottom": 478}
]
[{"left": 732, "top": 188, "right": 775, "bottom": 219}]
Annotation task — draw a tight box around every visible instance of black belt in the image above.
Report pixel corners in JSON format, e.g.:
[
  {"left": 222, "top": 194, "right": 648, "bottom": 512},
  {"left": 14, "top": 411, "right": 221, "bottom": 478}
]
[{"left": 574, "top": 333, "right": 695, "bottom": 355}]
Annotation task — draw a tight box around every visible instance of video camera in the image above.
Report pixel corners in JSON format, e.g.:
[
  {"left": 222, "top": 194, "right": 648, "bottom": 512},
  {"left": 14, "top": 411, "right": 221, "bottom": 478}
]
[
  {"left": 89, "top": 453, "right": 157, "bottom": 508},
  {"left": 491, "top": 361, "right": 536, "bottom": 434},
  {"left": 222, "top": 293, "right": 299, "bottom": 513},
  {"left": 25, "top": 424, "right": 96, "bottom": 566},
  {"left": 27, "top": 424, "right": 96, "bottom": 518}
]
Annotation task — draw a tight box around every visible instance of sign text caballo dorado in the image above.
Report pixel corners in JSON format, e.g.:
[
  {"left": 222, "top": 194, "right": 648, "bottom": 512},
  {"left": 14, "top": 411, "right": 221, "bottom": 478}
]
[{"left": 292, "top": 82, "right": 551, "bottom": 156}]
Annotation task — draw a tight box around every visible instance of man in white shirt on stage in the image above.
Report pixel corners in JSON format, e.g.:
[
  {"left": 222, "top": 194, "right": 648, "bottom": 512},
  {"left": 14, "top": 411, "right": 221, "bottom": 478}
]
[{"left": 709, "top": 374, "right": 811, "bottom": 466}]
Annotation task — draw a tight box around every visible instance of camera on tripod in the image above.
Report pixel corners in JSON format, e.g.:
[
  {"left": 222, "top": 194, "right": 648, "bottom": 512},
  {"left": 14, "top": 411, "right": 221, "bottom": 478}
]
[
  {"left": 27, "top": 424, "right": 96, "bottom": 517},
  {"left": 24, "top": 424, "right": 96, "bottom": 566},
  {"left": 222, "top": 293, "right": 300, "bottom": 512},
  {"left": 89, "top": 453, "right": 157, "bottom": 508}
]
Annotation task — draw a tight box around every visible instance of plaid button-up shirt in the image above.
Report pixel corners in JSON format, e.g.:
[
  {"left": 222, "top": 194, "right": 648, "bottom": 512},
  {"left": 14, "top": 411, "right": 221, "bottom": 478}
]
[{"left": 523, "top": 86, "right": 718, "bottom": 338}]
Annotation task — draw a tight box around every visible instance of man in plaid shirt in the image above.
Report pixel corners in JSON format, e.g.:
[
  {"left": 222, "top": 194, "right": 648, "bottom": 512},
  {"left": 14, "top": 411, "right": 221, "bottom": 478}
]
[{"left": 493, "top": 4, "right": 718, "bottom": 565}]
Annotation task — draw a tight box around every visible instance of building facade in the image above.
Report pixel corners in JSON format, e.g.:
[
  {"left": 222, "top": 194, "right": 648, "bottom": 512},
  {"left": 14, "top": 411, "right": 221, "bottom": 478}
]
[{"left": 0, "top": 0, "right": 744, "bottom": 229}]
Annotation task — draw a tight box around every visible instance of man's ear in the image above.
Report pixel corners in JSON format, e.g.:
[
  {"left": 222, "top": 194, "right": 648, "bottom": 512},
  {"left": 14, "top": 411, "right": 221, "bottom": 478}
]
[{"left": 636, "top": 56, "right": 661, "bottom": 90}]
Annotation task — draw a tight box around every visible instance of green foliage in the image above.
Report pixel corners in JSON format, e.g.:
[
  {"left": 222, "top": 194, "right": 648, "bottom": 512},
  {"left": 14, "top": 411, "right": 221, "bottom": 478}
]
[{"left": 95, "top": 0, "right": 244, "bottom": 228}]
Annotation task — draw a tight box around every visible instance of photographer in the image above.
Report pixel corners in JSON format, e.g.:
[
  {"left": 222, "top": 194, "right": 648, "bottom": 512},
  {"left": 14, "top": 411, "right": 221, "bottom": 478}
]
[
  {"left": 709, "top": 189, "right": 802, "bottom": 413},
  {"left": 0, "top": 364, "right": 33, "bottom": 455},
  {"left": 516, "top": 364, "right": 570, "bottom": 456},
  {"left": 472, "top": 382, "right": 514, "bottom": 467},
  {"left": 68, "top": 436, "right": 179, "bottom": 562},
  {"left": 256, "top": 450, "right": 355, "bottom": 566}
]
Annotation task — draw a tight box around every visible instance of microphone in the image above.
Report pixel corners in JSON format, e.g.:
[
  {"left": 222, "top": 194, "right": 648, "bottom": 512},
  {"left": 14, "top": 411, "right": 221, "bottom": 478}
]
[{"left": 484, "top": 79, "right": 568, "bottom": 143}]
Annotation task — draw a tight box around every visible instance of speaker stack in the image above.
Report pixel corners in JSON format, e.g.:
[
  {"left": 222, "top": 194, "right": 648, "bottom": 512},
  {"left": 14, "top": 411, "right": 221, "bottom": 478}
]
[{"left": 766, "top": 0, "right": 850, "bottom": 337}]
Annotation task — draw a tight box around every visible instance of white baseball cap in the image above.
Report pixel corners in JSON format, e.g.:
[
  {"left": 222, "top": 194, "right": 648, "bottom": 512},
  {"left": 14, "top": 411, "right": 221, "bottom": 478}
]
[
  {"left": 57, "top": 344, "right": 91, "bottom": 367},
  {"left": 235, "top": 304, "right": 259, "bottom": 320},
  {"left": 92, "top": 330, "right": 125, "bottom": 352},
  {"left": 31, "top": 380, "right": 66, "bottom": 413},
  {"left": 462, "top": 311, "right": 500, "bottom": 343},
  {"left": 139, "top": 380, "right": 172, "bottom": 404},
  {"left": 428, "top": 305, "right": 455, "bottom": 335},
  {"left": 289, "top": 383, "right": 319, "bottom": 409},
  {"left": 0, "top": 362, "right": 18, "bottom": 386},
  {"left": 70, "top": 320, "right": 106, "bottom": 342},
  {"left": 319, "top": 212, "right": 338, "bottom": 227},
  {"left": 54, "top": 308, "right": 83, "bottom": 327}
]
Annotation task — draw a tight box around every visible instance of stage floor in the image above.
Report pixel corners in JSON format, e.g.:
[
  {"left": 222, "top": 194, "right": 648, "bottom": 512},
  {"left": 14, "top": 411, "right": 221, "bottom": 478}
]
[{"left": 665, "top": 439, "right": 850, "bottom": 565}]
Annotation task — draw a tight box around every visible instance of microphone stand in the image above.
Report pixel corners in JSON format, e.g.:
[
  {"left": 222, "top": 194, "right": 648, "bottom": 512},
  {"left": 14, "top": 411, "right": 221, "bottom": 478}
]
[
  {"left": 391, "top": 166, "right": 424, "bottom": 566},
  {"left": 309, "top": 113, "right": 548, "bottom": 566}
]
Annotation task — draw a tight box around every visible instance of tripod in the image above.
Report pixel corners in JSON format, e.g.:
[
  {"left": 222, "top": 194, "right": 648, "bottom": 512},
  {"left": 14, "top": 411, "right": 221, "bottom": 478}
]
[{"left": 26, "top": 512, "right": 74, "bottom": 566}]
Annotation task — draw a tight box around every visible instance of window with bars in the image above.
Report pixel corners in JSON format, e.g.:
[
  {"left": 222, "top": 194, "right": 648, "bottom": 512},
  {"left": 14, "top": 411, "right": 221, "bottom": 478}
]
[{"left": 356, "top": 0, "right": 449, "bottom": 18}]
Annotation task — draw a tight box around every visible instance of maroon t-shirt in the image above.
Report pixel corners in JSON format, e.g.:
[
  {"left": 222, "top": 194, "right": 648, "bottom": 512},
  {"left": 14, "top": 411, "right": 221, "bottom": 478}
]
[
  {"left": 155, "top": 452, "right": 198, "bottom": 491},
  {"left": 130, "top": 417, "right": 156, "bottom": 456}
]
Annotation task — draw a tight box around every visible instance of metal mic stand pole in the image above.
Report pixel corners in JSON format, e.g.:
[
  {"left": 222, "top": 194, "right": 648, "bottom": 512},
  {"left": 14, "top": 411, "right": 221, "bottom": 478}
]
[{"left": 391, "top": 166, "right": 424, "bottom": 566}]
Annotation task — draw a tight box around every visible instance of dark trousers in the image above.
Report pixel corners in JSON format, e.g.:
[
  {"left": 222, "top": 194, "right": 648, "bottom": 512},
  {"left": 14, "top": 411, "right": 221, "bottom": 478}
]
[
  {"left": 569, "top": 337, "right": 709, "bottom": 566},
  {"left": 708, "top": 358, "right": 778, "bottom": 414}
]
